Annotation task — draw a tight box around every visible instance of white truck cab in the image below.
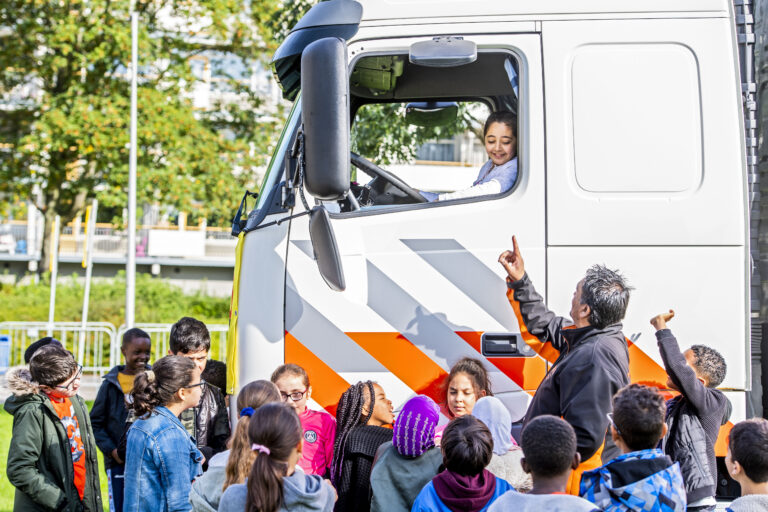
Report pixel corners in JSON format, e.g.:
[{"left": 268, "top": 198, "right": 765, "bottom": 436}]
[{"left": 231, "top": 0, "right": 750, "bottom": 492}]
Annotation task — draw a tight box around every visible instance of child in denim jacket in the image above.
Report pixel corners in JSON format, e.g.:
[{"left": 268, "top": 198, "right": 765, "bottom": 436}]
[{"left": 123, "top": 356, "right": 204, "bottom": 512}]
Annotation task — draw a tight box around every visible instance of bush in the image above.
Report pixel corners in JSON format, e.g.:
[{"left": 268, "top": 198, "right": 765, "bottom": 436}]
[{"left": 0, "top": 271, "right": 230, "bottom": 326}]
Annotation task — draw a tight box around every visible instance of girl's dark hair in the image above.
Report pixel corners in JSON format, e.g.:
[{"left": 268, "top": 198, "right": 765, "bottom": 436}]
[
  {"left": 441, "top": 415, "right": 493, "bottom": 476},
  {"left": 270, "top": 363, "right": 310, "bottom": 388},
  {"left": 330, "top": 380, "right": 375, "bottom": 486},
  {"left": 246, "top": 402, "right": 303, "bottom": 512},
  {"left": 130, "top": 355, "right": 196, "bottom": 417},
  {"left": 225, "top": 380, "right": 281, "bottom": 490},
  {"left": 483, "top": 110, "right": 517, "bottom": 138},
  {"left": 444, "top": 357, "right": 493, "bottom": 417},
  {"left": 29, "top": 344, "right": 78, "bottom": 387}
]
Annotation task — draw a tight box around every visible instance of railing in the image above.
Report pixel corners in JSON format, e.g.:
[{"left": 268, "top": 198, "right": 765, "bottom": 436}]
[
  {"left": 0, "top": 321, "right": 229, "bottom": 376},
  {"left": 0, "top": 219, "right": 237, "bottom": 261}
]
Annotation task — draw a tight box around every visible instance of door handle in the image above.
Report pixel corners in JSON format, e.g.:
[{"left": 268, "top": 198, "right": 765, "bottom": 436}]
[{"left": 481, "top": 332, "right": 536, "bottom": 357}]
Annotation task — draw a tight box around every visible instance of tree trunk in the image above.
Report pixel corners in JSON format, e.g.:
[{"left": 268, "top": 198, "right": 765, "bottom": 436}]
[{"left": 38, "top": 205, "right": 58, "bottom": 276}]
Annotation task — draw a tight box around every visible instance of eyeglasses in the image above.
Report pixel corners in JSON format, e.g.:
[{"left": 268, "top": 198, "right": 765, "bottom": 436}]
[
  {"left": 184, "top": 379, "right": 207, "bottom": 389},
  {"left": 280, "top": 390, "right": 307, "bottom": 402},
  {"left": 54, "top": 365, "right": 83, "bottom": 391},
  {"left": 606, "top": 412, "right": 621, "bottom": 436}
]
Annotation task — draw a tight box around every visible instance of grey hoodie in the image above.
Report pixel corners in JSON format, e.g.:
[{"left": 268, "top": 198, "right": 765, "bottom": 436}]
[
  {"left": 727, "top": 494, "right": 768, "bottom": 512},
  {"left": 218, "top": 469, "right": 335, "bottom": 512}
]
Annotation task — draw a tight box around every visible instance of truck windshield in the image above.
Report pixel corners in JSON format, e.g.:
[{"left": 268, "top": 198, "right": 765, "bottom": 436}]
[{"left": 255, "top": 98, "right": 302, "bottom": 211}]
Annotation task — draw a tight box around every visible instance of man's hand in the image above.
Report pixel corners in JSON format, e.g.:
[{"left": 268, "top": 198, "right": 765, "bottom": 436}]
[
  {"left": 650, "top": 310, "right": 675, "bottom": 331},
  {"left": 498, "top": 235, "right": 526, "bottom": 282},
  {"left": 111, "top": 448, "right": 124, "bottom": 465}
]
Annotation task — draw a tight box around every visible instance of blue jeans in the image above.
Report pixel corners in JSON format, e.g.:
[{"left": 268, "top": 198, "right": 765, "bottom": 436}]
[{"left": 107, "top": 465, "right": 125, "bottom": 512}]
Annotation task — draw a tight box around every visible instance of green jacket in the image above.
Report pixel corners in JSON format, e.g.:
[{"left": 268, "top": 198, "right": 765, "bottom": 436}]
[{"left": 4, "top": 367, "right": 103, "bottom": 512}]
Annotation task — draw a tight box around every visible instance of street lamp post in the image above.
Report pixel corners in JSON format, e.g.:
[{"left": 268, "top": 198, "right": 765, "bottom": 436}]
[{"left": 126, "top": 5, "right": 138, "bottom": 328}]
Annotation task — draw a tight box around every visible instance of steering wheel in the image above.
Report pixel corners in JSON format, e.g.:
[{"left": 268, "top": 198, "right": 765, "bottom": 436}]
[{"left": 351, "top": 152, "right": 427, "bottom": 204}]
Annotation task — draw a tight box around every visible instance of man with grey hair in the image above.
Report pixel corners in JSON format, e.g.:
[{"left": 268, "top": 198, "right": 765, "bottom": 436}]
[{"left": 499, "top": 236, "right": 632, "bottom": 493}]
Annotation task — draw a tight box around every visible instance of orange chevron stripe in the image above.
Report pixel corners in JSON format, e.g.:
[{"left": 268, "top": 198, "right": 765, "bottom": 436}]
[
  {"left": 626, "top": 338, "right": 669, "bottom": 389},
  {"left": 345, "top": 332, "right": 448, "bottom": 405},
  {"left": 506, "top": 287, "right": 560, "bottom": 362},
  {"left": 454, "top": 331, "right": 546, "bottom": 392},
  {"left": 285, "top": 332, "right": 350, "bottom": 416}
]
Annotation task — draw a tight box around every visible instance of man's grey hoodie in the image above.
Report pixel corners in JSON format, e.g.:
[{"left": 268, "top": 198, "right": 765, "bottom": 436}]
[{"left": 217, "top": 468, "right": 335, "bottom": 512}]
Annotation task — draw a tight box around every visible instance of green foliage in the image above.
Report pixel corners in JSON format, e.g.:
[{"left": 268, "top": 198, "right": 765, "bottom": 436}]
[
  {"left": 0, "top": 0, "right": 293, "bottom": 267},
  {"left": 0, "top": 272, "right": 229, "bottom": 326},
  {"left": 352, "top": 102, "right": 483, "bottom": 165}
]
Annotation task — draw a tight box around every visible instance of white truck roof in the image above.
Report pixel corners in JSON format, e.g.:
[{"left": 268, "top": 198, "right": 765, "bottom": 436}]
[{"left": 357, "top": 0, "right": 730, "bottom": 23}]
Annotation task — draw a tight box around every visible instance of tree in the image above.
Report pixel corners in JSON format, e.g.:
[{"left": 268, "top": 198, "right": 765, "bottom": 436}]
[{"left": 0, "top": 0, "right": 285, "bottom": 271}]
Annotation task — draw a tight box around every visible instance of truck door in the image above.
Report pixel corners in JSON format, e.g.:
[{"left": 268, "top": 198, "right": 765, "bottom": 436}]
[
  {"left": 542, "top": 16, "right": 748, "bottom": 427},
  {"left": 284, "top": 32, "right": 547, "bottom": 418}
]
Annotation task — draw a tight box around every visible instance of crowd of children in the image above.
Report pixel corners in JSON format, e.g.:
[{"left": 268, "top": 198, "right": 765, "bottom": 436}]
[{"left": 4, "top": 312, "right": 768, "bottom": 512}]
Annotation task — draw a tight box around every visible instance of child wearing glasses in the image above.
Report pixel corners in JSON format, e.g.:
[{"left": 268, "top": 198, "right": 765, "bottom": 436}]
[
  {"left": 271, "top": 363, "right": 337, "bottom": 477},
  {"left": 5, "top": 344, "right": 103, "bottom": 511},
  {"left": 580, "top": 384, "right": 687, "bottom": 511},
  {"left": 169, "top": 317, "right": 231, "bottom": 467},
  {"left": 123, "top": 355, "right": 204, "bottom": 512}
]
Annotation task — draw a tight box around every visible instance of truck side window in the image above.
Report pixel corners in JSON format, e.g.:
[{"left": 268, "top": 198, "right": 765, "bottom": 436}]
[{"left": 342, "top": 51, "right": 521, "bottom": 211}]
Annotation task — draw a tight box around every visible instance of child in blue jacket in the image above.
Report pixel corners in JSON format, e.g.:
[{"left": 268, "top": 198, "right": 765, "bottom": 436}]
[{"left": 581, "top": 384, "right": 687, "bottom": 512}]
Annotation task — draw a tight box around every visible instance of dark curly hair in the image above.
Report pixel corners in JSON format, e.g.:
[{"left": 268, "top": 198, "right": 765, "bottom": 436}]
[
  {"left": 689, "top": 345, "right": 727, "bottom": 388},
  {"left": 130, "top": 355, "right": 196, "bottom": 417},
  {"left": 169, "top": 317, "right": 210, "bottom": 354},
  {"left": 612, "top": 384, "right": 666, "bottom": 451}
]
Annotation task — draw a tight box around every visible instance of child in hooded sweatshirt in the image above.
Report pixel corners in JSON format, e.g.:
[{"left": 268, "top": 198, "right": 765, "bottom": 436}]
[
  {"left": 217, "top": 402, "right": 336, "bottom": 512},
  {"left": 272, "top": 363, "right": 337, "bottom": 477},
  {"left": 580, "top": 384, "right": 686, "bottom": 512},
  {"left": 472, "top": 396, "right": 529, "bottom": 492},
  {"left": 489, "top": 415, "right": 600, "bottom": 512},
  {"left": 650, "top": 310, "right": 731, "bottom": 511},
  {"left": 190, "top": 379, "right": 281, "bottom": 512},
  {"left": 412, "top": 415, "right": 514, "bottom": 512},
  {"left": 724, "top": 418, "right": 768, "bottom": 512},
  {"left": 369, "top": 395, "right": 443, "bottom": 512},
  {"left": 331, "top": 381, "right": 395, "bottom": 512},
  {"left": 5, "top": 344, "right": 103, "bottom": 512}
]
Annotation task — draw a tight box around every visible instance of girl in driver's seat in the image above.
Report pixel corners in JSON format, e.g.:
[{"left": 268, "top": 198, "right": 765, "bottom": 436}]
[{"left": 421, "top": 110, "right": 517, "bottom": 202}]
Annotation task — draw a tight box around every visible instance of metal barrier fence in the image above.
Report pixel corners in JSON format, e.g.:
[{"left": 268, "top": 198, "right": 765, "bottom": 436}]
[{"left": 0, "top": 321, "right": 228, "bottom": 376}]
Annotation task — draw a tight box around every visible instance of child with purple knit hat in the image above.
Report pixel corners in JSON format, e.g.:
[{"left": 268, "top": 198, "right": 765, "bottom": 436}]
[{"left": 370, "top": 395, "right": 443, "bottom": 512}]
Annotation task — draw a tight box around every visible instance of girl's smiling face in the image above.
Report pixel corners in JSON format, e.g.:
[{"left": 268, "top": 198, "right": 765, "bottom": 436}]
[
  {"left": 447, "top": 372, "right": 484, "bottom": 417},
  {"left": 484, "top": 122, "right": 517, "bottom": 166}
]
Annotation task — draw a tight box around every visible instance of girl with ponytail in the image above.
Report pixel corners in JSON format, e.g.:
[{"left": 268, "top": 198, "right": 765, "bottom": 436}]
[
  {"left": 190, "top": 379, "right": 281, "bottom": 511},
  {"left": 331, "top": 381, "right": 395, "bottom": 512},
  {"left": 123, "top": 355, "right": 205, "bottom": 512},
  {"left": 218, "top": 402, "right": 336, "bottom": 512}
]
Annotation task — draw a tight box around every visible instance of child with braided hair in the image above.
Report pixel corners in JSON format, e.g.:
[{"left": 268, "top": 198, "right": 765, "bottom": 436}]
[
  {"left": 331, "top": 381, "right": 395, "bottom": 512},
  {"left": 217, "top": 402, "right": 336, "bottom": 512}
]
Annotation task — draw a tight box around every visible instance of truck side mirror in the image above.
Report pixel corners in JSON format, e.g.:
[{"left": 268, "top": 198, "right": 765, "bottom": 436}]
[
  {"left": 308, "top": 206, "right": 346, "bottom": 292},
  {"left": 301, "top": 37, "right": 351, "bottom": 201}
]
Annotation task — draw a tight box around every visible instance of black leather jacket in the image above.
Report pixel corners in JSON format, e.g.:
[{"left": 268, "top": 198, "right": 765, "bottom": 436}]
[{"left": 180, "top": 383, "right": 231, "bottom": 463}]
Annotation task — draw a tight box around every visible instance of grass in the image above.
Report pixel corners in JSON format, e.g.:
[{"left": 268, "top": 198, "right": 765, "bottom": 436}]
[{"left": 0, "top": 401, "right": 110, "bottom": 512}]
